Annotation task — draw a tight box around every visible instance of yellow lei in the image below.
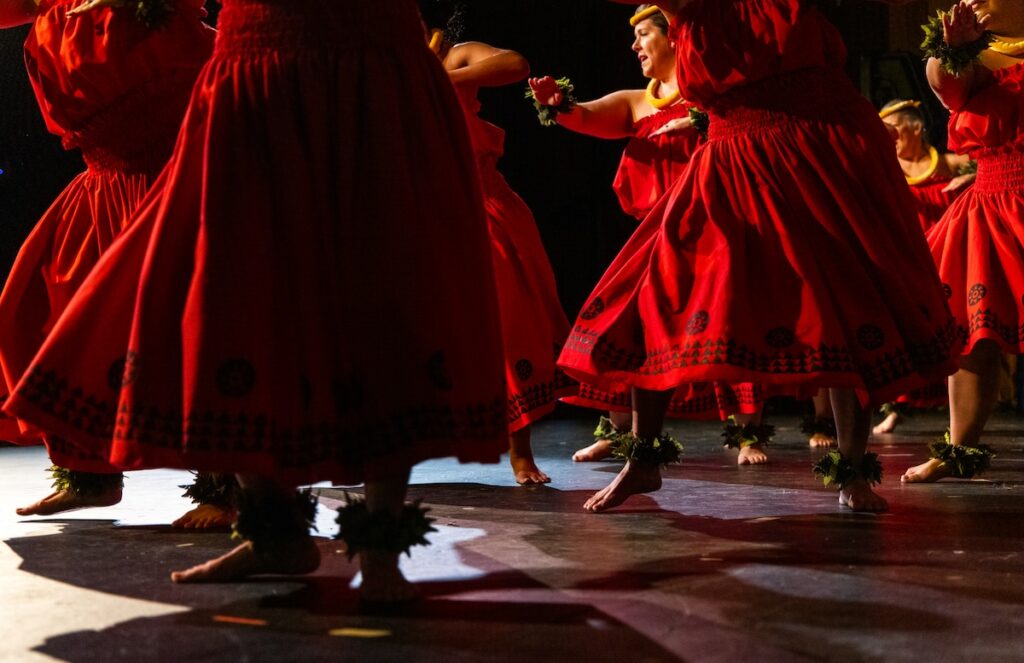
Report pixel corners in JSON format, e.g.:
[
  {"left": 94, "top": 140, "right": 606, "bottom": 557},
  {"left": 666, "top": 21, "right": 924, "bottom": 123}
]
[
  {"left": 990, "top": 37, "right": 1024, "bottom": 57},
  {"left": 645, "top": 79, "right": 681, "bottom": 110},
  {"left": 905, "top": 146, "right": 940, "bottom": 187}
]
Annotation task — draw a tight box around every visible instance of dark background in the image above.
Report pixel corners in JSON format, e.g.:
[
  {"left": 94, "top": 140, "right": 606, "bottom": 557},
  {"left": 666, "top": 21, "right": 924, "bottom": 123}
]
[{"left": 0, "top": 0, "right": 949, "bottom": 316}]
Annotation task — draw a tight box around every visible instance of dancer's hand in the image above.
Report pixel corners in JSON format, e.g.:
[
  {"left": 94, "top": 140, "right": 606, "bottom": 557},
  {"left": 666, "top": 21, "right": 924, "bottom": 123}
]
[
  {"left": 528, "top": 76, "right": 564, "bottom": 107},
  {"left": 942, "top": 0, "right": 989, "bottom": 47},
  {"left": 649, "top": 115, "right": 693, "bottom": 137},
  {"left": 67, "top": 0, "right": 124, "bottom": 18},
  {"left": 943, "top": 172, "right": 975, "bottom": 192}
]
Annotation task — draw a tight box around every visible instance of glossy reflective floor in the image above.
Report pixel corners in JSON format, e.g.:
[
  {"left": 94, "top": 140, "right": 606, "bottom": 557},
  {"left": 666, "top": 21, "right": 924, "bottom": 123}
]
[{"left": 2, "top": 411, "right": 1023, "bottom": 662}]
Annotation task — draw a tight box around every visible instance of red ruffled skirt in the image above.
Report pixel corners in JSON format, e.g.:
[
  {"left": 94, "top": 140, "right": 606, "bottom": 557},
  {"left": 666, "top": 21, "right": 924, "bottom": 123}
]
[
  {"left": 480, "top": 162, "right": 575, "bottom": 432},
  {"left": 5, "top": 0, "right": 507, "bottom": 485},
  {"left": 558, "top": 69, "right": 960, "bottom": 406},
  {"left": 0, "top": 168, "right": 149, "bottom": 444},
  {"left": 928, "top": 151, "right": 1024, "bottom": 355}
]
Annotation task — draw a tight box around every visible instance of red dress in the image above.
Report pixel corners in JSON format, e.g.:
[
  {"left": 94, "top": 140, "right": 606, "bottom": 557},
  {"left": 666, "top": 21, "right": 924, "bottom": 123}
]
[
  {"left": 909, "top": 171, "right": 964, "bottom": 233},
  {"left": 0, "top": 0, "right": 213, "bottom": 444},
  {"left": 557, "top": 0, "right": 959, "bottom": 406},
  {"left": 927, "top": 61, "right": 1024, "bottom": 355},
  {"left": 5, "top": 0, "right": 508, "bottom": 485},
  {"left": 565, "top": 103, "right": 764, "bottom": 419},
  {"left": 456, "top": 87, "right": 574, "bottom": 433}
]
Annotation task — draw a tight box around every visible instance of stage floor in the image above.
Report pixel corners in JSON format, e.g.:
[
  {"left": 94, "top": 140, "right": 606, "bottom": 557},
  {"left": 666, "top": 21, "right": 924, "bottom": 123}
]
[{"left": 2, "top": 411, "right": 1023, "bottom": 662}]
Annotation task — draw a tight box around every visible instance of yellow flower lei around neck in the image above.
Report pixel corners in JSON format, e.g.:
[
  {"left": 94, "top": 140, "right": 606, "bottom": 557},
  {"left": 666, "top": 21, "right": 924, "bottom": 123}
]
[
  {"left": 645, "top": 79, "right": 681, "bottom": 110},
  {"left": 906, "top": 146, "right": 940, "bottom": 187},
  {"left": 990, "top": 37, "right": 1024, "bottom": 56}
]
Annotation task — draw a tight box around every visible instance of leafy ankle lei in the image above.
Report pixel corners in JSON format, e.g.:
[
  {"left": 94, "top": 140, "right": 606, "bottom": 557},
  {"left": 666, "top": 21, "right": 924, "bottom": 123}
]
[
  {"left": 233, "top": 489, "right": 318, "bottom": 554},
  {"left": 335, "top": 494, "right": 437, "bottom": 560},
  {"left": 721, "top": 418, "right": 775, "bottom": 450},
  {"left": 49, "top": 466, "right": 123, "bottom": 497},
  {"left": 611, "top": 431, "right": 683, "bottom": 466},
  {"left": 813, "top": 451, "right": 883, "bottom": 489},
  {"left": 928, "top": 431, "right": 994, "bottom": 479}
]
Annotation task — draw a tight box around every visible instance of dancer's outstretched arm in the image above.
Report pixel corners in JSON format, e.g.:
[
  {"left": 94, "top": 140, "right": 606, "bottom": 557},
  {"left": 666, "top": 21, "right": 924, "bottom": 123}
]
[
  {"left": 0, "top": 0, "right": 38, "bottom": 28},
  {"left": 528, "top": 76, "right": 638, "bottom": 139},
  {"left": 446, "top": 41, "right": 529, "bottom": 89}
]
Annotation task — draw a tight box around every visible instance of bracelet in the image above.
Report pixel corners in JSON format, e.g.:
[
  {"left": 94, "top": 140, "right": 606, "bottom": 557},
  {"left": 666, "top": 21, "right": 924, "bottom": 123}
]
[
  {"left": 611, "top": 431, "right": 683, "bottom": 466},
  {"left": 335, "top": 494, "right": 437, "bottom": 560},
  {"left": 688, "top": 107, "right": 710, "bottom": 140},
  {"left": 524, "top": 77, "right": 577, "bottom": 127},
  {"left": 813, "top": 451, "right": 883, "bottom": 489},
  {"left": 921, "top": 11, "right": 993, "bottom": 76},
  {"left": 593, "top": 415, "right": 623, "bottom": 441}
]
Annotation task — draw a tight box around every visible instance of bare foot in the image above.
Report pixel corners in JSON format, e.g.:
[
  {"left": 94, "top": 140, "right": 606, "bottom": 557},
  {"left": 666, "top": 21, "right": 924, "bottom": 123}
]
[
  {"left": 839, "top": 477, "right": 888, "bottom": 512},
  {"left": 808, "top": 433, "right": 835, "bottom": 448},
  {"left": 171, "top": 536, "right": 320, "bottom": 583},
  {"left": 872, "top": 412, "right": 902, "bottom": 436},
  {"left": 573, "top": 438, "right": 613, "bottom": 462},
  {"left": 583, "top": 461, "right": 662, "bottom": 512},
  {"left": 16, "top": 487, "right": 122, "bottom": 516},
  {"left": 737, "top": 444, "right": 768, "bottom": 465},
  {"left": 901, "top": 458, "right": 952, "bottom": 483},
  {"left": 360, "top": 550, "right": 418, "bottom": 603},
  {"left": 172, "top": 503, "right": 237, "bottom": 529},
  {"left": 510, "top": 453, "right": 551, "bottom": 485}
]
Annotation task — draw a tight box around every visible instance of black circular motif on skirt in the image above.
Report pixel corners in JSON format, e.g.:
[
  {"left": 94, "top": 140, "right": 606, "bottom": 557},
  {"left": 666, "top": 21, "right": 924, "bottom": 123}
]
[
  {"left": 514, "top": 359, "right": 534, "bottom": 382},
  {"left": 968, "top": 283, "right": 987, "bottom": 306},
  {"left": 943, "top": 283, "right": 953, "bottom": 300},
  {"left": 106, "top": 351, "right": 138, "bottom": 391},
  {"left": 216, "top": 358, "right": 257, "bottom": 398},
  {"left": 427, "top": 351, "right": 454, "bottom": 391},
  {"left": 856, "top": 324, "right": 885, "bottom": 351},
  {"left": 580, "top": 297, "right": 605, "bottom": 321},
  {"left": 765, "top": 327, "right": 795, "bottom": 349},
  {"left": 686, "top": 311, "right": 710, "bottom": 335}
]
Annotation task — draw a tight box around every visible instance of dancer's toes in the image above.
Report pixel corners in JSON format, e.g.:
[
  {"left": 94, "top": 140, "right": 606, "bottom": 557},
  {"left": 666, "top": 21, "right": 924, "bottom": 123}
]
[
  {"left": 583, "top": 461, "right": 661, "bottom": 512},
  {"left": 510, "top": 455, "right": 551, "bottom": 485},
  {"left": 872, "top": 412, "right": 901, "bottom": 436},
  {"left": 839, "top": 478, "right": 888, "bottom": 513},
  {"left": 572, "top": 439, "right": 613, "bottom": 462},
  {"left": 15, "top": 487, "right": 122, "bottom": 517},
  {"left": 808, "top": 433, "right": 835, "bottom": 448},
  {"left": 901, "top": 459, "right": 951, "bottom": 483},
  {"left": 737, "top": 444, "right": 769, "bottom": 465},
  {"left": 172, "top": 503, "right": 237, "bottom": 529},
  {"left": 171, "top": 536, "right": 320, "bottom": 583}
]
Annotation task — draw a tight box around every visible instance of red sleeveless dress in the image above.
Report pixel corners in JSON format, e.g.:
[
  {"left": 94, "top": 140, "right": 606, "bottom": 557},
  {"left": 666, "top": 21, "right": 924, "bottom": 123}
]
[
  {"left": 565, "top": 103, "right": 764, "bottom": 419},
  {"left": 0, "top": 0, "right": 213, "bottom": 445},
  {"left": 456, "top": 87, "right": 575, "bottom": 433},
  {"left": 557, "top": 0, "right": 959, "bottom": 406},
  {"left": 5, "top": 0, "right": 508, "bottom": 485},
  {"left": 927, "top": 61, "right": 1024, "bottom": 355}
]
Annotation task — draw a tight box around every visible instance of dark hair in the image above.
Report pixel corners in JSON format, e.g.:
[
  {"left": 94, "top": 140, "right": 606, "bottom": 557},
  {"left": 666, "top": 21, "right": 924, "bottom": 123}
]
[
  {"left": 417, "top": 0, "right": 466, "bottom": 42},
  {"left": 881, "top": 99, "right": 926, "bottom": 127},
  {"left": 635, "top": 5, "right": 669, "bottom": 35}
]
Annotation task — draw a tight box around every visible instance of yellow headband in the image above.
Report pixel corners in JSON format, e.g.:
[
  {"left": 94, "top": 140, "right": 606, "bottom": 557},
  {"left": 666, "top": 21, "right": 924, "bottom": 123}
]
[
  {"left": 878, "top": 100, "right": 922, "bottom": 120},
  {"left": 630, "top": 6, "right": 662, "bottom": 27}
]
